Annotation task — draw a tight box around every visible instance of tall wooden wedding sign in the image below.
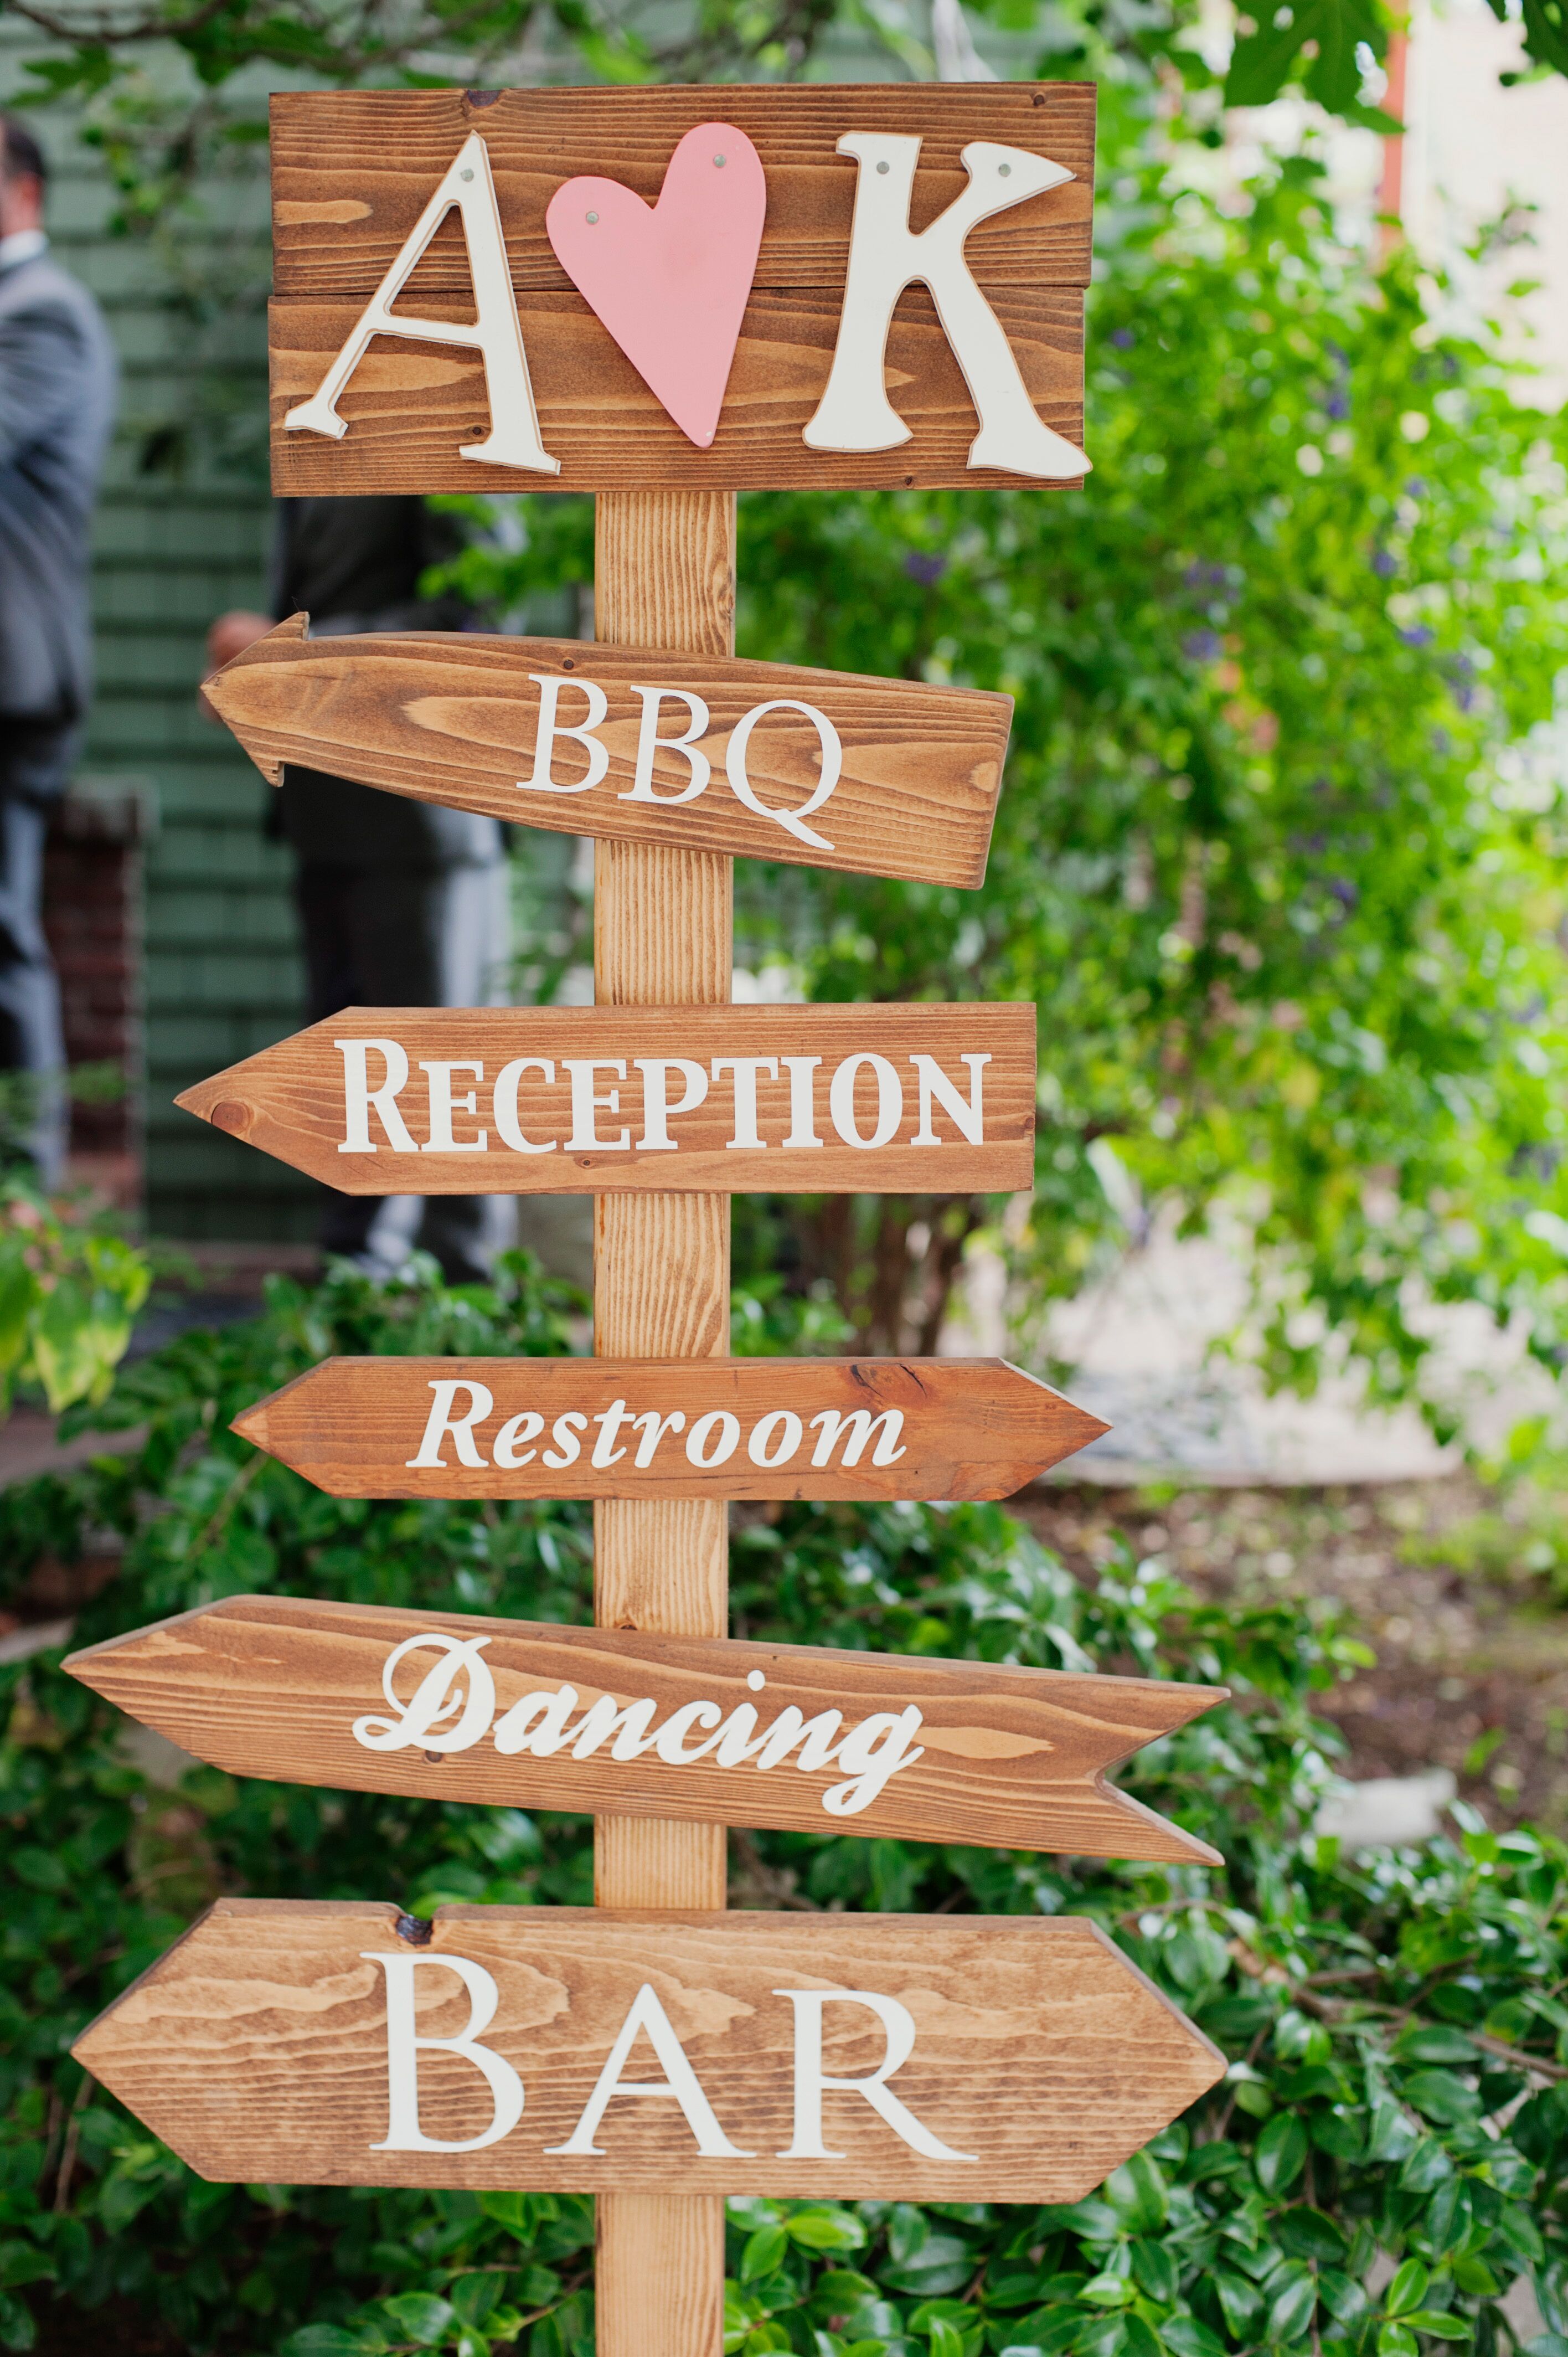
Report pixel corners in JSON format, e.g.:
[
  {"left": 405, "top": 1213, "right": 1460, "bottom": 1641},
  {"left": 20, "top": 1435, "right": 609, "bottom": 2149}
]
[{"left": 69, "top": 83, "right": 1230, "bottom": 2357}]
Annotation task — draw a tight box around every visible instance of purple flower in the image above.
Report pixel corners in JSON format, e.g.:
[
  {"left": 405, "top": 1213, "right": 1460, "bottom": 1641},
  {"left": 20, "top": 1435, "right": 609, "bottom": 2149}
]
[
  {"left": 904, "top": 552, "right": 947, "bottom": 586},
  {"left": 1183, "top": 630, "right": 1223, "bottom": 662},
  {"left": 1371, "top": 549, "right": 1397, "bottom": 578},
  {"left": 1399, "top": 625, "right": 1435, "bottom": 647},
  {"left": 1108, "top": 328, "right": 1134, "bottom": 349},
  {"left": 1325, "top": 389, "right": 1350, "bottom": 420},
  {"left": 1329, "top": 877, "right": 1358, "bottom": 908}
]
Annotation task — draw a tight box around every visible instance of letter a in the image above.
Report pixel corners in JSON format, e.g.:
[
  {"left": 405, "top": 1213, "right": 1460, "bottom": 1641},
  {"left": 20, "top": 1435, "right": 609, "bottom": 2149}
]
[
  {"left": 544, "top": 1983, "right": 754, "bottom": 2158},
  {"left": 285, "top": 132, "right": 558, "bottom": 476},
  {"left": 803, "top": 133, "right": 1090, "bottom": 482}
]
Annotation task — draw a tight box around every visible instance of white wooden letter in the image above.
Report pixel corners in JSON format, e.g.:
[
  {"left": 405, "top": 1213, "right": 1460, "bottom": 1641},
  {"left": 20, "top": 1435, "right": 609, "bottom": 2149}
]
[
  {"left": 725, "top": 701, "right": 841, "bottom": 850},
  {"left": 544, "top": 1983, "right": 754, "bottom": 2158},
  {"left": 623, "top": 687, "right": 711, "bottom": 805},
  {"left": 365, "top": 1952, "right": 525, "bottom": 2152},
  {"left": 285, "top": 133, "right": 557, "bottom": 476},
  {"left": 910, "top": 1051, "right": 990, "bottom": 1146},
  {"left": 408, "top": 1378, "right": 494, "bottom": 1469},
  {"left": 521, "top": 676, "right": 610, "bottom": 795},
  {"left": 337, "top": 1038, "right": 417, "bottom": 1155},
  {"left": 354, "top": 1632, "right": 497, "bottom": 1752},
  {"left": 774, "top": 1988, "right": 976, "bottom": 2161},
  {"left": 803, "top": 133, "right": 1090, "bottom": 482},
  {"left": 635, "top": 1057, "right": 709, "bottom": 1150}
]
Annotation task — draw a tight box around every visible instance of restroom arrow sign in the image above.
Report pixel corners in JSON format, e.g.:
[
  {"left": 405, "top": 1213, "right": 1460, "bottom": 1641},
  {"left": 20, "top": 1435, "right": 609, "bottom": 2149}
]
[{"left": 225, "top": 1354, "right": 1106, "bottom": 1502}]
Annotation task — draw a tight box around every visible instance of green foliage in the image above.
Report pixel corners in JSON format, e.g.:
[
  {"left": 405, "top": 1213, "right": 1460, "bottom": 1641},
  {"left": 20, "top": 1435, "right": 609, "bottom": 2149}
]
[
  {"left": 1, "top": 1261, "right": 1565, "bottom": 2353},
  {"left": 443, "top": 157, "right": 1568, "bottom": 1425},
  {"left": 0, "top": 1182, "right": 149, "bottom": 1419}
]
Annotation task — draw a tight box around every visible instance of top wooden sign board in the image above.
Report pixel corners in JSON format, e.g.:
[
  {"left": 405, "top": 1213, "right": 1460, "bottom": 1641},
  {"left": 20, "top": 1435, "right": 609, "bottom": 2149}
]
[{"left": 269, "top": 84, "right": 1095, "bottom": 494}]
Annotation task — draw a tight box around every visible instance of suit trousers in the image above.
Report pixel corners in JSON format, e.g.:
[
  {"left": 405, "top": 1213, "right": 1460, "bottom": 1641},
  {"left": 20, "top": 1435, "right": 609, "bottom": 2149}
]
[
  {"left": 294, "top": 855, "right": 515, "bottom": 1285},
  {"left": 0, "top": 791, "right": 66, "bottom": 1185}
]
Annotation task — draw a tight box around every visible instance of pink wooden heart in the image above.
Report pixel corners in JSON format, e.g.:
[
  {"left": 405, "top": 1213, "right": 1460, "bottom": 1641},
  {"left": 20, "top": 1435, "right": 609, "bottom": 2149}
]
[{"left": 546, "top": 123, "right": 766, "bottom": 450}]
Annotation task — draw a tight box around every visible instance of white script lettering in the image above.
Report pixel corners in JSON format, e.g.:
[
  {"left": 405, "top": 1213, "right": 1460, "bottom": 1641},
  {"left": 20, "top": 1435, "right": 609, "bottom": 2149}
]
[{"left": 354, "top": 1634, "right": 925, "bottom": 1816}]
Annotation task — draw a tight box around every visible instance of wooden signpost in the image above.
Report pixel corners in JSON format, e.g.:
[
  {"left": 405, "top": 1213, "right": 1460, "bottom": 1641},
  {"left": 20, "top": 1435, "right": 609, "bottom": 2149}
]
[
  {"left": 203, "top": 618, "right": 1015, "bottom": 888},
  {"left": 74, "top": 1902, "right": 1223, "bottom": 2197},
  {"left": 60, "top": 82, "right": 1226, "bottom": 2357},
  {"left": 175, "top": 1002, "right": 1038, "bottom": 1195},
  {"left": 224, "top": 1352, "right": 1106, "bottom": 1499},
  {"left": 65, "top": 1597, "right": 1223, "bottom": 1860}
]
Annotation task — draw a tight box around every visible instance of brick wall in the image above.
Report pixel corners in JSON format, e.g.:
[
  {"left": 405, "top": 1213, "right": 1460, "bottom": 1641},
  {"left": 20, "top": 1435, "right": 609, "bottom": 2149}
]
[{"left": 42, "top": 786, "right": 146, "bottom": 1202}]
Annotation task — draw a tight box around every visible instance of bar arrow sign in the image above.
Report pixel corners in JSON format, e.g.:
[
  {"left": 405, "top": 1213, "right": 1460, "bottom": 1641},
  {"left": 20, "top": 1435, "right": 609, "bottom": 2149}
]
[
  {"left": 204, "top": 618, "right": 1014, "bottom": 888},
  {"left": 73, "top": 1902, "right": 1224, "bottom": 2199},
  {"left": 64, "top": 1596, "right": 1224, "bottom": 1862},
  {"left": 227, "top": 1355, "right": 1107, "bottom": 1502}
]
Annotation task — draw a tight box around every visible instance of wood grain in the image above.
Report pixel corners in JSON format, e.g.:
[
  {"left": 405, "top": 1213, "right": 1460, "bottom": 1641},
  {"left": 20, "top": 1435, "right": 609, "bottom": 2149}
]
[
  {"left": 73, "top": 1901, "right": 1225, "bottom": 2197},
  {"left": 269, "top": 87, "right": 1096, "bottom": 297},
  {"left": 226, "top": 1355, "right": 1107, "bottom": 1502},
  {"left": 268, "top": 281, "right": 1085, "bottom": 495},
  {"left": 203, "top": 619, "right": 1014, "bottom": 890},
  {"left": 63, "top": 1596, "right": 1226, "bottom": 1862},
  {"left": 173, "top": 1003, "right": 1039, "bottom": 1196},
  {"left": 591, "top": 490, "right": 734, "bottom": 2350}
]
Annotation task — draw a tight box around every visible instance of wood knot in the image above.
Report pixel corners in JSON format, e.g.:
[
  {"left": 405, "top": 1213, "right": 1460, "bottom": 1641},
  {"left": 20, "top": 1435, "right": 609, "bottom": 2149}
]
[
  {"left": 465, "top": 88, "right": 501, "bottom": 105},
  {"left": 394, "top": 1913, "right": 434, "bottom": 1945},
  {"left": 210, "top": 1100, "right": 251, "bottom": 1137}
]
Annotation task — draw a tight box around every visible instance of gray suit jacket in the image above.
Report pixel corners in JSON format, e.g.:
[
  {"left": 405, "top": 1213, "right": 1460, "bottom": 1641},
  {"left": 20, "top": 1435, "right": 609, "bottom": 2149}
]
[{"left": 0, "top": 243, "right": 117, "bottom": 725}]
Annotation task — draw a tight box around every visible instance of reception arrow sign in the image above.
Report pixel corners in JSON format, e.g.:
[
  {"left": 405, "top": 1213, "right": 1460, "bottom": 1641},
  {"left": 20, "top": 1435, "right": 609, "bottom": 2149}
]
[
  {"left": 73, "top": 1901, "right": 1222, "bottom": 2197},
  {"left": 226, "top": 1355, "right": 1105, "bottom": 1502},
  {"left": 176, "top": 1003, "right": 1037, "bottom": 1195},
  {"left": 64, "top": 1596, "right": 1224, "bottom": 1861},
  {"left": 205, "top": 620, "right": 1015, "bottom": 891}
]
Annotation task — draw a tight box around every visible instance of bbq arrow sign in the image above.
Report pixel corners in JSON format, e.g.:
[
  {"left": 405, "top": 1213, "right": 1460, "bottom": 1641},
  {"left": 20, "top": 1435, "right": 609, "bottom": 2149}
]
[{"left": 204, "top": 619, "right": 1015, "bottom": 888}]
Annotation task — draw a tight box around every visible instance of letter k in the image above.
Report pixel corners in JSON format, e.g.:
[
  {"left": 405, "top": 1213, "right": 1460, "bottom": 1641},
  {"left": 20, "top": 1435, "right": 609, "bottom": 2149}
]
[{"left": 804, "top": 132, "right": 1091, "bottom": 482}]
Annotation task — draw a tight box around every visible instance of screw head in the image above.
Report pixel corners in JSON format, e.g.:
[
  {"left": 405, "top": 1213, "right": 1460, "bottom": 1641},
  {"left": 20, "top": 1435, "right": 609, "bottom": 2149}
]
[
  {"left": 876, "top": 159, "right": 890, "bottom": 174},
  {"left": 714, "top": 152, "right": 726, "bottom": 167},
  {"left": 586, "top": 209, "right": 599, "bottom": 223},
  {"left": 460, "top": 167, "right": 474, "bottom": 182},
  {"left": 998, "top": 161, "right": 1012, "bottom": 177}
]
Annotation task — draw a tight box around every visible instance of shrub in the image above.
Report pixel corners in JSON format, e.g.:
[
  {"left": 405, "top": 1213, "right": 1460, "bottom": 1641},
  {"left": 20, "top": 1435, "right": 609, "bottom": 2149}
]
[{"left": 0, "top": 1258, "right": 1563, "bottom": 2355}]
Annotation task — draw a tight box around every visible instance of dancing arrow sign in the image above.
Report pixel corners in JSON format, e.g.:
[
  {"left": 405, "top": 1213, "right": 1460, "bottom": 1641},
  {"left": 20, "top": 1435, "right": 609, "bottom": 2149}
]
[{"left": 65, "top": 1596, "right": 1224, "bottom": 1860}]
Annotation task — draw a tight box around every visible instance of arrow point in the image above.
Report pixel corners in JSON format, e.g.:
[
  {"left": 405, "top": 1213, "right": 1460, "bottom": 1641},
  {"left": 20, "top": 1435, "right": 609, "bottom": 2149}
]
[
  {"left": 204, "top": 615, "right": 308, "bottom": 786},
  {"left": 231, "top": 1401, "right": 269, "bottom": 1449}
]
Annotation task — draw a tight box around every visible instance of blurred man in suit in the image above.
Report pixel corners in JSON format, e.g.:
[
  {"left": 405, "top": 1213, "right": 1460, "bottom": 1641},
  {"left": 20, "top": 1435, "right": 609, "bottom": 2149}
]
[
  {"left": 205, "top": 496, "right": 515, "bottom": 1284},
  {"left": 0, "top": 114, "right": 117, "bottom": 1182}
]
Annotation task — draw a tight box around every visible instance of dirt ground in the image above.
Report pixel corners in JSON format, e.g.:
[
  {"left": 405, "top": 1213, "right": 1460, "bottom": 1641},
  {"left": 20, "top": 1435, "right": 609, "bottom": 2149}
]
[{"left": 1020, "top": 1478, "right": 1568, "bottom": 1834}]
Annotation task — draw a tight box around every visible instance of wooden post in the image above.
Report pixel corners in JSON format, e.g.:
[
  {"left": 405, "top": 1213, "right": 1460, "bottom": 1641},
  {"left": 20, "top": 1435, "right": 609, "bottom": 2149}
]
[{"left": 591, "top": 490, "right": 735, "bottom": 2357}]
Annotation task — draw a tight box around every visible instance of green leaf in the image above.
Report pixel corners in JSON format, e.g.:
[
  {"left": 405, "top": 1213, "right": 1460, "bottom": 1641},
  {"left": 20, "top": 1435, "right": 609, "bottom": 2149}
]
[
  {"left": 1402, "top": 2071, "right": 1479, "bottom": 2124},
  {"left": 786, "top": 2209, "right": 868, "bottom": 2254},
  {"left": 929, "top": 2320, "right": 968, "bottom": 2357},
  {"left": 1254, "top": 2112, "right": 1309, "bottom": 2195},
  {"left": 743, "top": 2227, "right": 788, "bottom": 2282},
  {"left": 1266, "top": 2261, "right": 1318, "bottom": 2345},
  {"left": 1401, "top": 2316, "right": 1469, "bottom": 2341},
  {"left": 1162, "top": 2320, "right": 1226, "bottom": 2357},
  {"left": 1103, "top": 2153, "right": 1167, "bottom": 2236},
  {"left": 381, "top": 2293, "right": 457, "bottom": 2346},
  {"left": 1385, "top": 2262, "right": 1429, "bottom": 2319},
  {"left": 448, "top": 2272, "right": 507, "bottom": 2327},
  {"left": 1275, "top": 2208, "right": 1346, "bottom": 2265},
  {"left": 1377, "top": 2331, "right": 1419, "bottom": 2357},
  {"left": 1215, "top": 2274, "right": 1263, "bottom": 2338}
]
